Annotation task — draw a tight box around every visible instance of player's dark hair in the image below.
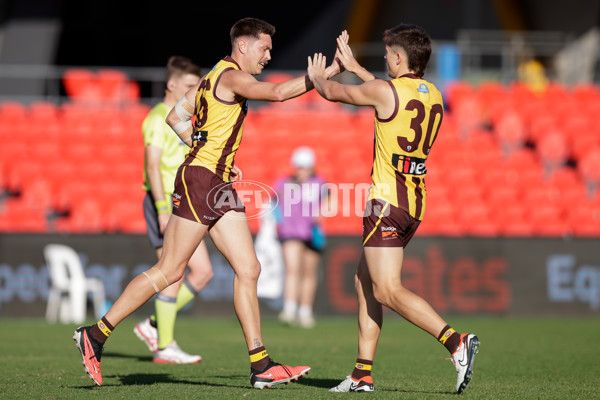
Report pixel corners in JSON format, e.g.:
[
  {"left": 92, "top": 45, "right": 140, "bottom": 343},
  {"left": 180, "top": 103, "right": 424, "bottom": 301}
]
[
  {"left": 230, "top": 17, "right": 276, "bottom": 47},
  {"left": 166, "top": 56, "right": 202, "bottom": 82},
  {"left": 383, "top": 24, "right": 431, "bottom": 77}
]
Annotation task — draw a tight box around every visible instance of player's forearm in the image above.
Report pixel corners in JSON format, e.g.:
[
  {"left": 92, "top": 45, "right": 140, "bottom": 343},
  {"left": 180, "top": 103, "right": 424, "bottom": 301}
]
[
  {"left": 352, "top": 65, "right": 376, "bottom": 82},
  {"left": 312, "top": 76, "right": 337, "bottom": 101},
  {"left": 147, "top": 166, "right": 166, "bottom": 203},
  {"left": 272, "top": 75, "right": 313, "bottom": 101},
  {"left": 277, "top": 65, "right": 338, "bottom": 101}
]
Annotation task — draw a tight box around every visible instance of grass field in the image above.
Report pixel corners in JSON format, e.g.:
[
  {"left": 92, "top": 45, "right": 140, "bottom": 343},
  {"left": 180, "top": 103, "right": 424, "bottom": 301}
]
[{"left": 1, "top": 315, "right": 598, "bottom": 399}]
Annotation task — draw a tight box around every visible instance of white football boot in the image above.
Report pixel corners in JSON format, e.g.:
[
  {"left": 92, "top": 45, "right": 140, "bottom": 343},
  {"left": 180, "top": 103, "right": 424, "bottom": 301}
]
[
  {"left": 451, "top": 333, "right": 480, "bottom": 394},
  {"left": 153, "top": 341, "right": 202, "bottom": 364}
]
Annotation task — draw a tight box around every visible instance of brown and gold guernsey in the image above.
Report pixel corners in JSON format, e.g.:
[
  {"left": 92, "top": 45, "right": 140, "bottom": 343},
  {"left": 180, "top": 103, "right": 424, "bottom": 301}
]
[
  {"left": 183, "top": 56, "right": 248, "bottom": 182},
  {"left": 368, "top": 74, "right": 444, "bottom": 220}
]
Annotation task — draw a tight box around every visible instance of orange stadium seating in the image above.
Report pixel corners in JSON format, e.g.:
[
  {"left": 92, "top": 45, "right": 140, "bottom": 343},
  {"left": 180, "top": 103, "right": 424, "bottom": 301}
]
[{"left": 1, "top": 74, "right": 600, "bottom": 237}]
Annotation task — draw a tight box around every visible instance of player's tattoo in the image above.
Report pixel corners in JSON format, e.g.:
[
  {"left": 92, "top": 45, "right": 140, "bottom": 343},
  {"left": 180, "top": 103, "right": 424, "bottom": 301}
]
[{"left": 253, "top": 339, "right": 261, "bottom": 349}]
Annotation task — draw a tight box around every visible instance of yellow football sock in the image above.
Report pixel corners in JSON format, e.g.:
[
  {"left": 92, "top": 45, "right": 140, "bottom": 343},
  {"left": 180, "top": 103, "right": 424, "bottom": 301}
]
[
  {"left": 175, "top": 280, "right": 197, "bottom": 311},
  {"left": 155, "top": 294, "right": 177, "bottom": 349}
]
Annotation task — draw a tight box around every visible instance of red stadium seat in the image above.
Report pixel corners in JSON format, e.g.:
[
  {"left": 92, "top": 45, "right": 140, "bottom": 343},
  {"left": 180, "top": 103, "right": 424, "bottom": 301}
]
[
  {"left": 30, "top": 101, "right": 60, "bottom": 124},
  {"left": 452, "top": 96, "right": 483, "bottom": 139},
  {"left": 536, "top": 129, "right": 568, "bottom": 172},
  {"left": 421, "top": 199, "right": 461, "bottom": 236},
  {"left": 96, "top": 69, "right": 128, "bottom": 100},
  {"left": 450, "top": 184, "right": 484, "bottom": 206},
  {"left": 444, "top": 81, "right": 474, "bottom": 111},
  {"left": 543, "top": 82, "right": 569, "bottom": 103},
  {"left": 528, "top": 202, "right": 566, "bottom": 236},
  {"left": 494, "top": 109, "right": 526, "bottom": 155},
  {"left": 572, "top": 83, "right": 600, "bottom": 105},
  {"left": 497, "top": 215, "right": 535, "bottom": 237},
  {"left": 458, "top": 201, "right": 499, "bottom": 236},
  {"left": 566, "top": 198, "right": 600, "bottom": 236},
  {"left": 485, "top": 185, "right": 519, "bottom": 207},
  {"left": 62, "top": 69, "right": 99, "bottom": 101},
  {"left": 477, "top": 81, "right": 506, "bottom": 108},
  {"left": 0, "top": 199, "right": 48, "bottom": 232},
  {"left": 577, "top": 146, "right": 600, "bottom": 187},
  {"left": 0, "top": 101, "right": 27, "bottom": 122},
  {"left": 54, "top": 198, "right": 106, "bottom": 233}
]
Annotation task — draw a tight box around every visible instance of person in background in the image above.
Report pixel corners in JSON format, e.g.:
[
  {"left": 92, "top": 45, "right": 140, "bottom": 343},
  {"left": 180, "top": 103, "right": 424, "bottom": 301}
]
[
  {"left": 274, "top": 146, "right": 329, "bottom": 328},
  {"left": 307, "top": 26, "right": 479, "bottom": 394}
]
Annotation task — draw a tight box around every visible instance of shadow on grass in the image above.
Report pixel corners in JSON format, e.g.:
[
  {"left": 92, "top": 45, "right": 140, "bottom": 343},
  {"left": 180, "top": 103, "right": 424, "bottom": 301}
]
[
  {"left": 103, "top": 351, "right": 153, "bottom": 362},
  {"left": 68, "top": 374, "right": 200, "bottom": 388},
  {"left": 114, "top": 373, "right": 251, "bottom": 389},
  {"left": 296, "top": 377, "right": 344, "bottom": 389},
  {"left": 385, "top": 388, "right": 453, "bottom": 395},
  {"left": 298, "top": 378, "right": 451, "bottom": 395}
]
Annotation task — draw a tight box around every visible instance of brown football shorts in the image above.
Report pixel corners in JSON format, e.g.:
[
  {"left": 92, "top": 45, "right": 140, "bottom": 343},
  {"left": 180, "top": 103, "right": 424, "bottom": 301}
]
[
  {"left": 172, "top": 165, "right": 245, "bottom": 226},
  {"left": 362, "top": 199, "right": 420, "bottom": 248}
]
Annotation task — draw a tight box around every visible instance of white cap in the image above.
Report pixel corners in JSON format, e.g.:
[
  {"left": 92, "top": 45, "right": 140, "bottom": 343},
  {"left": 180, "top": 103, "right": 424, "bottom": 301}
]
[{"left": 291, "top": 146, "right": 315, "bottom": 168}]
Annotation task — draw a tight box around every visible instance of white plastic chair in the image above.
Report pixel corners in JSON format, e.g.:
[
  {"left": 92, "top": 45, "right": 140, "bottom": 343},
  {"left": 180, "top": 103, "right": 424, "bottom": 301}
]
[{"left": 44, "top": 243, "right": 106, "bottom": 324}]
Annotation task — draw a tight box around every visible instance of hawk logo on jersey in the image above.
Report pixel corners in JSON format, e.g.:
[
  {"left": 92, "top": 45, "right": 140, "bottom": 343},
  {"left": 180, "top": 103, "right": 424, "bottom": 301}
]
[{"left": 391, "top": 154, "right": 427, "bottom": 175}]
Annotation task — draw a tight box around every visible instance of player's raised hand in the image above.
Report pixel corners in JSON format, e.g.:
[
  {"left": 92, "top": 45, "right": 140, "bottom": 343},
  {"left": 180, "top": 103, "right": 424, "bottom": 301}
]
[
  {"left": 307, "top": 53, "right": 327, "bottom": 81},
  {"left": 335, "top": 31, "right": 360, "bottom": 74},
  {"left": 330, "top": 30, "right": 349, "bottom": 75},
  {"left": 335, "top": 30, "right": 375, "bottom": 82}
]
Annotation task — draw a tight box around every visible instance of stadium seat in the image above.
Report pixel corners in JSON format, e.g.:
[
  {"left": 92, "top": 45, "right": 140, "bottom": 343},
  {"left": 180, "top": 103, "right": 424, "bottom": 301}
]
[
  {"left": 577, "top": 146, "right": 600, "bottom": 195},
  {"left": 569, "top": 132, "right": 599, "bottom": 162},
  {"left": 30, "top": 101, "right": 60, "bottom": 124},
  {"left": 54, "top": 198, "right": 106, "bottom": 233},
  {"left": 450, "top": 184, "right": 484, "bottom": 206},
  {"left": 62, "top": 68, "right": 99, "bottom": 101},
  {"left": 566, "top": 199, "right": 600, "bottom": 236},
  {"left": 0, "top": 198, "right": 48, "bottom": 232},
  {"left": 497, "top": 215, "right": 535, "bottom": 237},
  {"left": 352, "top": 108, "right": 376, "bottom": 136},
  {"left": 0, "top": 101, "right": 27, "bottom": 122},
  {"left": 466, "top": 129, "right": 498, "bottom": 152},
  {"left": 444, "top": 81, "right": 474, "bottom": 112},
  {"left": 454, "top": 200, "right": 497, "bottom": 236},
  {"left": 112, "top": 192, "right": 146, "bottom": 233},
  {"left": 494, "top": 109, "right": 527, "bottom": 156},
  {"left": 452, "top": 96, "right": 483, "bottom": 139},
  {"left": 528, "top": 202, "right": 566, "bottom": 236},
  {"left": 536, "top": 129, "right": 568, "bottom": 174},
  {"left": 485, "top": 185, "right": 519, "bottom": 207},
  {"left": 542, "top": 82, "right": 569, "bottom": 103},
  {"left": 528, "top": 114, "right": 557, "bottom": 143},
  {"left": 477, "top": 81, "right": 506, "bottom": 108},
  {"left": 324, "top": 214, "right": 362, "bottom": 236},
  {"left": 96, "top": 69, "right": 129, "bottom": 100},
  {"left": 421, "top": 199, "right": 461, "bottom": 236},
  {"left": 572, "top": 83, "right": 600, "bottom": 105},
  {"left": 125, "top": 80, "right": 141, "bottom": 103}
]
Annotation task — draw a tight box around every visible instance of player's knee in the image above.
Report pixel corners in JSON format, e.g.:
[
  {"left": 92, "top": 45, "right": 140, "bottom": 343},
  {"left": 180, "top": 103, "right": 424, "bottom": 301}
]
[
  {"left": 157, "top": 262, "right": 187, "bottom": 285},
  {"left": 188, "top": 268, "right": 213, "bottom": 288},
  {"left": 371, "top": 282, "right": 399, "bottom": 306},
  {"left": 235, "top": 259, "right": 261, "bottom": 283}
]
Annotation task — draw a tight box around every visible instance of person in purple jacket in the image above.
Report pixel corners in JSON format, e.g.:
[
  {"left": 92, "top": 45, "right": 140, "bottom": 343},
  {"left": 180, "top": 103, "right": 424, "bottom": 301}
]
[{"left": 273, "top": 146, "right": 329, "bottom": 328}]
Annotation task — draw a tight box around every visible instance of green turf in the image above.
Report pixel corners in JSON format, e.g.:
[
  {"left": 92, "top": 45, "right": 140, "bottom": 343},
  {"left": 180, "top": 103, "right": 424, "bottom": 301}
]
[{"left": 0, "top": 315, "right": 598, "bottom": 399}]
